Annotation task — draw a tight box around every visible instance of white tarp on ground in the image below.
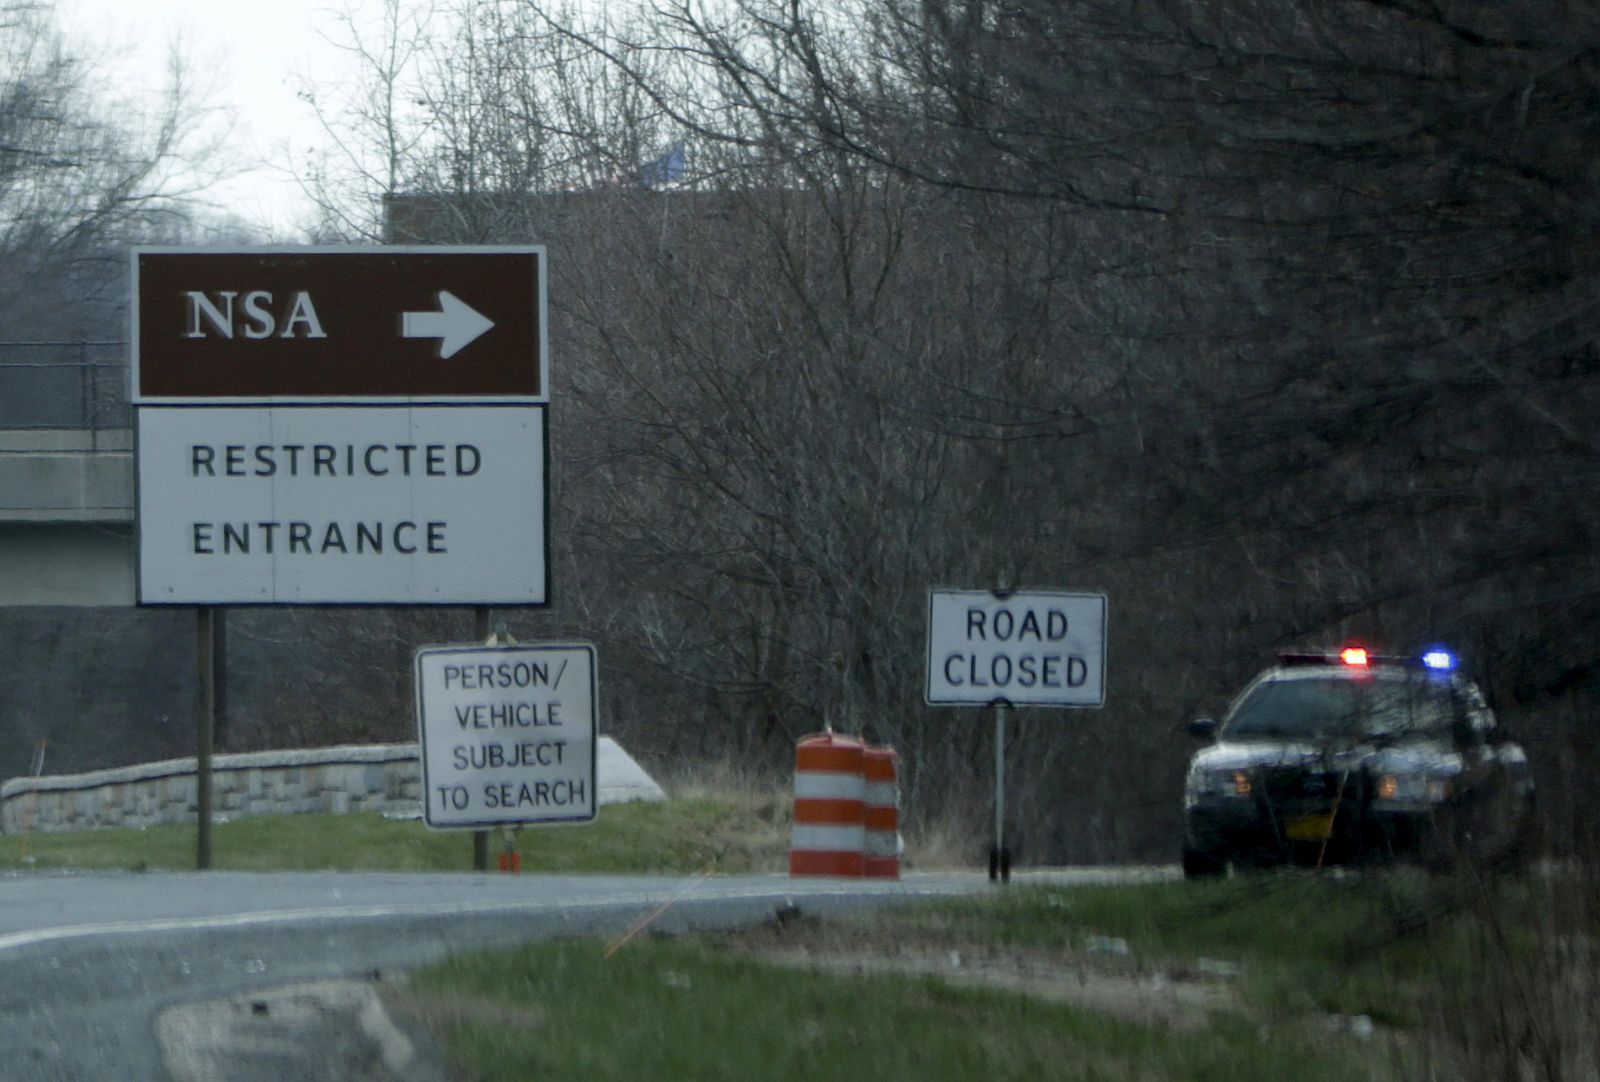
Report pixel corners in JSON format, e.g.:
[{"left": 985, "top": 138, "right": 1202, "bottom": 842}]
[{"left": 597, "top": 737, "right": 668, "bottom": 804}]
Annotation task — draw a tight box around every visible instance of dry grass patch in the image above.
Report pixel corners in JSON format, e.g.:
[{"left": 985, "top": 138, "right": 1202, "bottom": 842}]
[{"left": 722, "top": 910, "right": 1234, "bottom": 1031}]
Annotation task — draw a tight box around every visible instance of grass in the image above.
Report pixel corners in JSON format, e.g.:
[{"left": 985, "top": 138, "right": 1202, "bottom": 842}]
[
  {"left": 888, "top": 871, "right": 1548, "bottom": 1028},
  {"left": 0, "top": 795, "right": 789, "bottom": 875},
  {"left": 403, "top": 934, "right": 1370, "bottom": 1082},
  {"left": 6, "top": 785, "right": 1565, "bottom": 1077},
  {"left": 944, "top": 874, "right": 1425, "bottom": 1023},
  {"left": 404, "top": 869, "right": 1573, "bottom": 1081}
]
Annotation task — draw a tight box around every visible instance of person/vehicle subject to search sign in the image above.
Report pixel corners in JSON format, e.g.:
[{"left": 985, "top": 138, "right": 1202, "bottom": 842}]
[{"left": 414, "top": 642, "right": 597, "bottom": 829}]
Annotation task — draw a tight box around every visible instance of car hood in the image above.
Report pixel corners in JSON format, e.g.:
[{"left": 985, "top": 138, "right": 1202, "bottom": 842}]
[{"left": 1190, "top": 739, "right": 1462, "bottom": 775}]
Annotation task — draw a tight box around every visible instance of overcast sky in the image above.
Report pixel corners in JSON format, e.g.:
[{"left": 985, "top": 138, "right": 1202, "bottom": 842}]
[{"left": 57, "top": 0, "right": 356, "bottom": 237}]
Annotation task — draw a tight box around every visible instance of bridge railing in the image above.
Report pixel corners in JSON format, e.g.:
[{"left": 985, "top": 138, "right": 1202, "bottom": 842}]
[{"left": 0, "top": 342, "right": 129, "bottom": 433}]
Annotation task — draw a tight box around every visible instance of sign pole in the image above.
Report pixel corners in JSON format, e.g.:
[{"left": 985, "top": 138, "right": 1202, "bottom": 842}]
[
  {"left": 990, "top": 701, "right": 1010, "bottom": 883},
  {"left": 196, "top": 606, "right": 216, "bottom": 870},
  {"left": 471, "top": 606, "right": 491, "bottom": 872},
  {"left": 213, "top": 609, "right": 228, "bottom": 750}
]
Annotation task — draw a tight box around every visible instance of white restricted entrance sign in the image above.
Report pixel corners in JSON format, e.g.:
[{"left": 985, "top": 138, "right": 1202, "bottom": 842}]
[
  {"left": 414, "top": 643, "right": 597, "bottom": 829},
  {"left": 138, "top": 406, "right": 545, "bottom": 604},
  {"left": 925, "top": 590, "right": 1107, "bottom": 707}
]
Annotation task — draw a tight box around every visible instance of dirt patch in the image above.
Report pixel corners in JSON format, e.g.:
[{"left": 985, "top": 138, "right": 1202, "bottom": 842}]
[
  {"left": 158, "top": 978, "right": 462, "bottom": 1082},
  {"left": 721, "top": 914, "right": 1237, "bottom": 1031}
]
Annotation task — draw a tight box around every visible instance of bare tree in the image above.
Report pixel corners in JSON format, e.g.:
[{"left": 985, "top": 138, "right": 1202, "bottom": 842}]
[
  {"left": 301, "top": 0, "right": 681, "bottom": 239},
  {"left": 295, "top": 0, "right": 1600, "bottom": 862},
  {"left": 0, "top": 1, "right": 222, "bottom": 335},
  {"left": 552, "top": 0, "right": 1600, "bottom": 829}
]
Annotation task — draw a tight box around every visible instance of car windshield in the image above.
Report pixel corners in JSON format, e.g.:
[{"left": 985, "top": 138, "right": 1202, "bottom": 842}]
[{"left": 1224, "top": 674, "right": 1457, "bottom": 741}]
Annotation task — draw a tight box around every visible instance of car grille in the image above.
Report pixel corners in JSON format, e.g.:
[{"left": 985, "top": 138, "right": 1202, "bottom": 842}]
[{"left": 1261, "top": 767, "right": 1353, "bottom": 810}]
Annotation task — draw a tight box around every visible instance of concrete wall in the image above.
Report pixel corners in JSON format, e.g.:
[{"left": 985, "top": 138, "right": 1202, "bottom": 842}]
[
  {"left": 0, "top": 429, "right": 136, "bottom": 605},
  {"left": 0, "top": 739, "right": 667, "bottom": 834},
  {"left": 0, "top": 429, "right": 133, "bottom": 522},
  {"left": 0, "top": 522, "right": 136, "bottom": 605}
]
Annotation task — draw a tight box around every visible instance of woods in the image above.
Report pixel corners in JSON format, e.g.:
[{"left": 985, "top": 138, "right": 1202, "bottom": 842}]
[
  {"left": 1, "top": 0, "right": 1595, "bottom": 863},
  {"left": 307, "top": 0, "right": 1595, "bottom": 859},
  {"left": 0, "top": 1, "right": 220, "bottom": 336}
]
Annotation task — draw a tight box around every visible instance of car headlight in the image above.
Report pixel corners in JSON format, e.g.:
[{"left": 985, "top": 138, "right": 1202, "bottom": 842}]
[
  {"left": 1376, "top": 772, "right": 1453, "bottom": 803},
  {"left": 1186, "top": 767, "right": 1253, "bottom": 802}
]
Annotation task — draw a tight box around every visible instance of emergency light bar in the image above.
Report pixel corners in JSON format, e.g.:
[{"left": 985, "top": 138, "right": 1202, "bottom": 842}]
[{"left": 1277, "top": 648, "right": 1458, "bottom": 672}]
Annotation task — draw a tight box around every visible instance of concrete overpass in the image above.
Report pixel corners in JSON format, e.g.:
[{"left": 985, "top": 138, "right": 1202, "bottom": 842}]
[{"left": 0, "top": 348, "right": 136, "bottom": 606}]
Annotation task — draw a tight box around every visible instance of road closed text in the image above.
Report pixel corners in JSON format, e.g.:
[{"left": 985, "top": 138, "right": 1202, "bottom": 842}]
[
  {"left": 926, "top": 591, "right": 1107, "bottom": 707},
  {"left": 941, "top": 649, "right": 1092, "bottom": 691}
]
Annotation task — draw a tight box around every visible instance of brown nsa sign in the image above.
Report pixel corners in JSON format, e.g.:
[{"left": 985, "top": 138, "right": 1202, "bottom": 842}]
[
  {"left": 134, "top": 247, "right": 546, "bottom": 402},
  {"left": 132, "top": 246, "right": 549, "bottom": 606}
]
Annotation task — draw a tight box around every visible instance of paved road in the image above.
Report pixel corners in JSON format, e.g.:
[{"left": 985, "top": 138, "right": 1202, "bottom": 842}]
[
  {"left": 0, "top": 868, "right": 1165, "bottom": 1080},
  {"left": 0, "top": 870, "right": 981, "bottom": 1080}
]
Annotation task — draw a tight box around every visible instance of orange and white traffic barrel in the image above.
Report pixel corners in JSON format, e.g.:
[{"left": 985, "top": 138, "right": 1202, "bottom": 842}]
[
  {"left": 863, "top": 744, "right": 901, "bottom": 879},
  {"left": 789, "top": 732, "right": 866, "bottom": 877}
]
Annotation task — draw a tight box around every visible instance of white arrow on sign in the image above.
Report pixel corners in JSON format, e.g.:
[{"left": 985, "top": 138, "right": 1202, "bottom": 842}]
[{"left": 402, "top": 291, "right": 495, "bottom": 359}]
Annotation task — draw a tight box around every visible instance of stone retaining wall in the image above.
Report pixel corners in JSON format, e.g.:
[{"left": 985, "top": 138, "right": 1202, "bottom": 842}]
[{"left": 0, "top": 739, "right": 665, "bottom": 834}]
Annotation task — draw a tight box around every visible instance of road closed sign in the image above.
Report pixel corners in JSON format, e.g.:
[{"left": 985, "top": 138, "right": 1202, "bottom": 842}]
[
  {"left": 414, "top": 643, "right": 597, "bottom": 829},
  {"left": 926, "top": 590, "right": 1107, "bottom": 707}
]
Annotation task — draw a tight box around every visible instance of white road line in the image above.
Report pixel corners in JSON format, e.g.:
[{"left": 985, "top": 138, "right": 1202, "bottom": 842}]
[{"left": 0, "top": 882, "right": 958, "bottom": 955}]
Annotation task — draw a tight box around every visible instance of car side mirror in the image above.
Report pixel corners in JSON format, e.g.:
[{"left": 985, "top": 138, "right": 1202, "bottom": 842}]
[{"left": 1187, "top": 717, "right": 1219, "bottom": 741}]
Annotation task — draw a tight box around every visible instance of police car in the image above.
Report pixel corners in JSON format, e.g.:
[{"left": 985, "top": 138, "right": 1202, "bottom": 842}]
[{"left": 1182, "top": 648, "right": 1536, "bottom": 877}]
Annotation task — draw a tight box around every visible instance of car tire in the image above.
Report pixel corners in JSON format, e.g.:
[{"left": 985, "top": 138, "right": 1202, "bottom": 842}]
[{"left": 1182, "top": 848, "right": 1227, "bottom": 879}]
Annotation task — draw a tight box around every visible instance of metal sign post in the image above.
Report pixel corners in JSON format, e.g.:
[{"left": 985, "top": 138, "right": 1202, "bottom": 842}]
[
  {"left": 926, "top": 588, "right": 1108, "bottom": 883},
  {"left": 472, "top": 607, "right": 491, "bottom": 872},
  {"left": 196, "top": 606, "right": 215, "bottom": 870},
  {"left": 991, "top": 701, "right": 1010, "bottom": 882},
  {"left": 131, "top": 246, "right": 554, "bottom": 872}
]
